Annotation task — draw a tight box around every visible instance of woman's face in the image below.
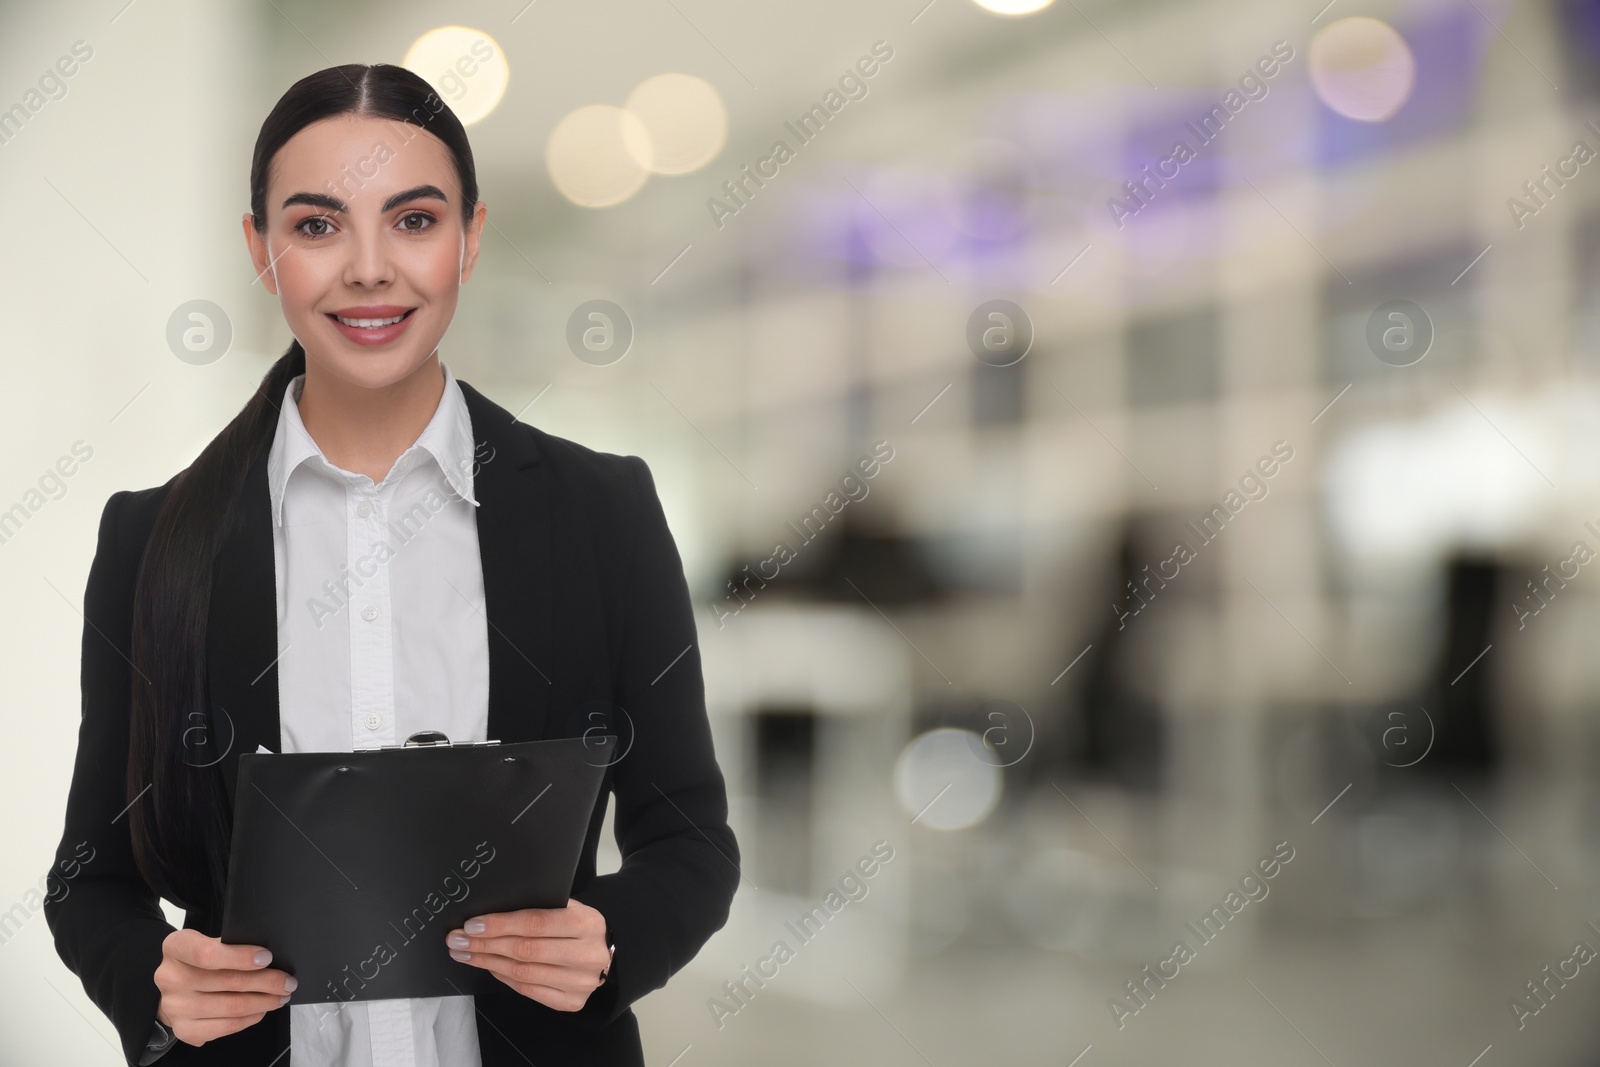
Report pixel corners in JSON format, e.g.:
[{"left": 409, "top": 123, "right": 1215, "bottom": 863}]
[{"left": 243, "top": 113, "right": 486, "bottom": 391}]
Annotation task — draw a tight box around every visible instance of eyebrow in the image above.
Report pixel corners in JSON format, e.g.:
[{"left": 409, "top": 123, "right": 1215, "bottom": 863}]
[{"left": 280, "top": 184, "right": 450, "bottom": 215}]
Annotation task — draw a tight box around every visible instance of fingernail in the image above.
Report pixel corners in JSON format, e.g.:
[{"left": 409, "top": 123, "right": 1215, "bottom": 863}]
[
  {"left": 279, "top": 995, "right": 291, "bottom": 1007},
  {"left": 465, "top": 920, "right": 486, "bottom": 935},
  {"left": 284, "top": 976, "right": 298, "bottom": 993},
  {"left": 450, "top": 950, "right": 472, "bottom": 962},
  {"left": 253, "top": 950, "right": 273, "bottom": 967},
  {"left": 447, "top": 934, "right": 470, "bottom": 949}
]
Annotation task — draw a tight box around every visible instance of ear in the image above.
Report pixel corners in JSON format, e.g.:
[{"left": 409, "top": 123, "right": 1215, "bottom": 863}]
[
  {"left": 459, "top": 201, "right": 488, "bottom": 285},
  {"left": 242, "top": 213, "right": 280, "bottom": 295}
]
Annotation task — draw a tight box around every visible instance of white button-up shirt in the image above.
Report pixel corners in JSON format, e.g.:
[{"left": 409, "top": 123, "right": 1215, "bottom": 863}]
[{"left": 266, "top": 360, "right": 488, "bottom": 1067}]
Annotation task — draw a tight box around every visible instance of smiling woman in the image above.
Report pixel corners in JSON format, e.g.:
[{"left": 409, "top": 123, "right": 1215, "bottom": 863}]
[
  {"left": 241, "top": 104, "right": 487, "bottom": 468},
  {"left": 43, "top": 62, "right": 738, "bottom": 1067}
]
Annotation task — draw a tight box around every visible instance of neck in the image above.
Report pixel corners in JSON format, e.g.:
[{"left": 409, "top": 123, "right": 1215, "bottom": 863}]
[{"left": 296, "top": 352, "right": 446, "bottom": 484}]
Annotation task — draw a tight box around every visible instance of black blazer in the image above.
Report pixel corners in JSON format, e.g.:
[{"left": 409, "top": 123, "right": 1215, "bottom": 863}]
[{"left": 43, "top": 379, "right": 740, "bottom": 1066}]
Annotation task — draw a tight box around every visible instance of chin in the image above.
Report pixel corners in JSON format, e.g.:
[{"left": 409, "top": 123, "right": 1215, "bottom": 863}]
[{"left": 315, "top": 346, "right": 439, "bottom": 390}]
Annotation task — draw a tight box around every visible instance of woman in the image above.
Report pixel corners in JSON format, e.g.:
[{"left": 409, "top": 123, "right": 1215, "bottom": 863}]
[{"left": 42, "top": 63, "right": 739, "bottom": 1067}]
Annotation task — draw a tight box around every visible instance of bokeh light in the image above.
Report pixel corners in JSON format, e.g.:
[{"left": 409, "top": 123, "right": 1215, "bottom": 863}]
[
  {"left": 623, "top": 72, "right": 727, "bottom": 175},
  {"left": 892, "top": 727, "right": 1002, "bottom": 830},
  {"left": 971, "top": 0, "right": 1056, "bottom": 14},
  {"left": 546, "top": 104, "right": 654, "bottom": 207},
  {"left": 1309, "top": 16, "right": 1417, "bottom": 122},
  {"left": 402, "top": 26, "right": 510, "bottom": 126}
]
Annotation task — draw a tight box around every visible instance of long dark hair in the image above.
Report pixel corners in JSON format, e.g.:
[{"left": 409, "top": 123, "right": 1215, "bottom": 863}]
[{"left": 126, "top": 63, "right": 480, "bottom": 911}]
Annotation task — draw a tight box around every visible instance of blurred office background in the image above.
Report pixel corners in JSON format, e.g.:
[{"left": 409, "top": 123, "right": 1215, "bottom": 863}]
[{"left": 6, "top": 0, "right": 1600, "bottom": 1061}]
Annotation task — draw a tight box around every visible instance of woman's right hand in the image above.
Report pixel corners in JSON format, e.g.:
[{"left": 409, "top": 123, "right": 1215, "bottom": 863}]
[{"left": 153, "top": 929, "right": 297, "bottom": 1047}]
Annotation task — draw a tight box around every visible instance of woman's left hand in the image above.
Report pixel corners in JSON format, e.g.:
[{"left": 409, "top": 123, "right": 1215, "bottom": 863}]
[{"left": 444, "top": 898, "right": 613, "bottom": 1012}]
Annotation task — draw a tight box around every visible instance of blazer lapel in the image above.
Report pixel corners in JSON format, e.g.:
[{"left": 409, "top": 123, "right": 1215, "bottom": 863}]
[
  {"left": 457, "top": 379, "right": 554, "bottom": 746},
  {"left": 208, "top": 376, "right": 553, "bottom": 811}
]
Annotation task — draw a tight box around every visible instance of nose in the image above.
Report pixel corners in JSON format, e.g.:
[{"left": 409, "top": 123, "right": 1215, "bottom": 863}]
[{"left": 342, "top": 220, "right": 396, "bottom": 288}]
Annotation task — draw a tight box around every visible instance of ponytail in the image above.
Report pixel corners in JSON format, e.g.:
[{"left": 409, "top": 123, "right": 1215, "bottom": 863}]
[{"left": 126, "top": 342, "right": 305, "bottom": 910}]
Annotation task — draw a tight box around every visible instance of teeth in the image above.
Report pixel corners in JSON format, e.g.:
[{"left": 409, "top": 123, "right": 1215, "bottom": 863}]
[{"left": 337, "top": 313, "right": 407, "bottom": 328}]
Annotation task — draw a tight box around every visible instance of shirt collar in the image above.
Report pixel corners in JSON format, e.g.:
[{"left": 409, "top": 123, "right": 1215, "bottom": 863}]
[{"left": 266, "top": 360, "right": 480, "bottom": 528}]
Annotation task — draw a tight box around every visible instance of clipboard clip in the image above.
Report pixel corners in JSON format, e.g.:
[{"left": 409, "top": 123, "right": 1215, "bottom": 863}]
[{"left": 375, "top": 730, "right": 503, "bottom": 752}]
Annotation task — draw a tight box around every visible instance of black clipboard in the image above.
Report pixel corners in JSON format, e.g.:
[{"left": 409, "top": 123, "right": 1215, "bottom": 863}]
[{"left": 219, "top": 733, "right": 614, "bottom": 1005}]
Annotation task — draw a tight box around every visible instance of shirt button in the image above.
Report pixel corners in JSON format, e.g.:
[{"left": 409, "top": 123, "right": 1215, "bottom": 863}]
[
  {"left": 356, "top": 500, "right": 373, "bottom": 518},
  {"left": 365, "top": 713, "right": 382, "bottom": 730},
  {"left": 361, "top": 605, "right": 378, "bottom": 621}
]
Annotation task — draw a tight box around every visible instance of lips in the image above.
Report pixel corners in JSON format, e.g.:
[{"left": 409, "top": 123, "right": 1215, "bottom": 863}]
[{"left": 326, "top": 306, "right": 417, "bottom": 346}]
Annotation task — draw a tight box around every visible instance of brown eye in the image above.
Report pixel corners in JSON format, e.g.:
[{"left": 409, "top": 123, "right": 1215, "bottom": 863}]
[
  {"left": 399, "top": 211, "right": 435, "bottom": 233},
  {"left": 296, "top": 216, "right": 332, "bottom": 238}
]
